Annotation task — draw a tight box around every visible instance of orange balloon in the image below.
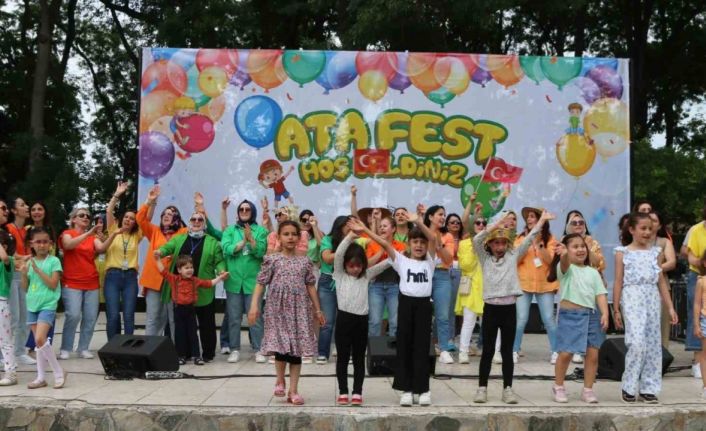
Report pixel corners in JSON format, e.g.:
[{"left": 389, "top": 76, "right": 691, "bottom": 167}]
[
  {"left": 408, "top": 54, "right": 441, "bottom": 93},
  {"left": 471, "top": 54, "right": 512, "bottom": 72},
  {"left": 246, "top": 49, "right": 282, "bottom": 73},
  {"left": 556, "top": 134, "right": 596, "bottom": 177},
  {"left": 406, "top": 53, "right": 437, "bottom": 77},
  {"left": 141, "top": 60, "right": 187, "bottom": 95},
  {"left": 140, "top": 90, "right": 178, "bottom": 132},
  {"left": 490, "top": 56, "right": 524, "bottom": 88},
  {"left": 434, "top": 57, "right": 470, "bottom": 95},
  {"left": 250, "top": 55, "right": 287, "bottom": 91},
  {"left": 198, "top": 95, "right": 227, "bottom": 121}
]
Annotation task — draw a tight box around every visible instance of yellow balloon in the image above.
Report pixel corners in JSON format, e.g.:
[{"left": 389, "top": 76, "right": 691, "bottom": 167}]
[
  {"left": 139, "top": 90, "right": 177, "bottom": 132},
  {"left": 434, "top": 57, "right": 470, "bottom": 95},
  {"left": 556, "top": 134, "right": 596, "bottom": 177},
  {"left": 583, "top": 98, "right": 629, "bottom": 159},
  {"left": 358, "top": 70, "right": 388, "bottom": 102},
  {"left": 198, "top": 66, "right": 228, "bottom": 98}
]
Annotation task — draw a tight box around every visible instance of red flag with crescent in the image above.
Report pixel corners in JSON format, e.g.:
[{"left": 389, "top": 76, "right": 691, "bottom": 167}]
[
  {"left": 482, "top": 157, "right": 523, "bottom": 184},
  {"left": 353, "top": 149, "right": 390, "bottom": 175}
]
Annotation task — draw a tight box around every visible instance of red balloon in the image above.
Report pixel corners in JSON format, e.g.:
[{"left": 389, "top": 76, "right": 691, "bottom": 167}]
[
  {"left": 175, "top": 114, "right": 215, "bottom": 153},
  {"left": 195, "top": 49, "right": 239, "bottom": 77},
  {"left": 141, "top": 60, "right": 188, "bottom": 95},
  {"left": 355, "top": 52, "right": 398, "bottom": 81}
]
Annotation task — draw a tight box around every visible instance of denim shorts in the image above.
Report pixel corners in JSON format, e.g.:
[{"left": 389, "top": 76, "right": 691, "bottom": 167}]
[
  {"left": 555, "top": 307, "right": 605, "bottom": 354},
  {"left": 26, "top": 309, "right": 56, "bottom": 326},
  {"left": 701, "top": 316, "right": 706, "bottom": 335}
]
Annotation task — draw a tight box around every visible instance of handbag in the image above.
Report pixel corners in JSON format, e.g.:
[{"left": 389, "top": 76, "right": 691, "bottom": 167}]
[{"left": 458, "top": 276, "right": 471, "bottom": 295}]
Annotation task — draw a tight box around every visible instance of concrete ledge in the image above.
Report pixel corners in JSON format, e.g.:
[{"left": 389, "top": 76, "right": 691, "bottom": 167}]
[{"left": 2, "top": 399, "right": 706, "bottom": 431}]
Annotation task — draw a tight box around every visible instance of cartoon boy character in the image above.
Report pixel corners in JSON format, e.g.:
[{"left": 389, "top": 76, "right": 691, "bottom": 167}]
[
  {"left": 566, "top": 102, "right": 584, "bottom": 135},
  {"left": 258, "top": 159, "right": 295, "bottom": 208},
  {"left": 171, "top": 96, "right": 196, "bottom": 159}
]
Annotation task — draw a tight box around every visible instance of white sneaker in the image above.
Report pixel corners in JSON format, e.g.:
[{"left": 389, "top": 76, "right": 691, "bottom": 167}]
[
  {"left": 58, "top": 350, "right": 70, "bottom": 360},
  {"left": 0, "top": 373, "right": 17, "bottom": 386},
  {"left": 255, "top": 354, "right": 267, "bottom": 363},
  {"left": 79, "top": 350, "right": 94, "bottom": 359},
  {"left": 220, "top": 346, "right": 231, "bottom": 355},
  {"left": 550, "top": 352, "right": 559, "bottom": 365},
  {"left": 502, "top": 386, "right": 518, "bottom": 404},
  {"left": 693, "top": 363, "right": 703, "bottom": 379},
  {"left": 268, "top": 356, "right": 275, "bottom": 364},
  {"left": 512, "top": 352, "right": 519, "bottom": 364},
  {"left": 572, "top": 353, "right": 583, "bottom": 364},
  {"left": 302, "top": 356, "right": 313, "bottom": 364},
  {"left": 492, "top": 351, "right": 502, "bottom": 364},
  {"left": 227, "top": 351, "right": 240, "bottom": 363},
  {"left": 418, "top": 391, "right": 431, "bottom": 406},
  {"left": 438, "top": 351, "right": 454, "bottom": 364},
  {"left": 458, "top": 352, "right": 470, "bottom": 364},
  {"left": 18, "top": 354, "right": 36, "bottom": 365},
  {"left": 400, "top": 392, "right": 413, "bottom": 406},
  {"left": 316, "top": 356, "right": 328, "bottom": 365},
  {"left": 473, "top": 387, "right": 487, "bottom": 403}
]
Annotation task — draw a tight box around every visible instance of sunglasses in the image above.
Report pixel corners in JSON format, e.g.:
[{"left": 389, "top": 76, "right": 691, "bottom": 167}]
[
  {"left": 569, "top": 220, "right": 586, "bottom": 226},
  {"left": 32, "top": 239, "right": 51, "bottom": 244},
  {"left": 300, "top": 217, "right": 310, "bottom": 223},
  {"left": 238, "top": 207, "right": 251, "bottom": 213},
  {"left": 475, "top": 220, "right": 488, "bottom": 226},
  {"left": 447, "top": 220, "right": 461, "bottom": 225},
  {"left": 76, "top": 213, "right": 90, "bottom": 219},
  {"left": 190, "top": 217, "right": 205, "bottom": 222},
  {"left": 275, "top": 212, "right": 287, "bottom": 218}
]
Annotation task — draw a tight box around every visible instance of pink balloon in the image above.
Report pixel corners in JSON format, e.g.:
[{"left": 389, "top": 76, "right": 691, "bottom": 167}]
[{"left": 176, "top": 114, "right": 215, "bottom": 153}]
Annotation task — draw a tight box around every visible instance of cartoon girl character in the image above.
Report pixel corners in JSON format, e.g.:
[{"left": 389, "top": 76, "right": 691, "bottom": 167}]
[
  {"left": 258, "top": 160, "right": 295, "bottom": 208},
  {"left": 566, "top": 102, "right": 584, "bottom": 135},
  {"left": 171, "top": 97, "right": 196, "bottom": 159}
]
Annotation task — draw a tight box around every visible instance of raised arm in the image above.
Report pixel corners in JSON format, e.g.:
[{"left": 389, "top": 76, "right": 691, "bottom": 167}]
[
  {"left": 61, "top": 226, "right": 98, "bottom": 251},
  {"left": 350, "top": 185, "right": 358, "bottom": 217},
  {"left": 220, "top": 197, "right": 230, "bottom": 232},
  {"left": 461, "top": 192, "right": 477, "bottom": 234},
  {"left": 517, "top": 210, "right": 555, "bottom": 258},
  {"left": 107, "top": 181, "right": 129, "bottom": 228},
  {"left": 405, "top": 211, "right": 439, "bottom": 259},
  {"left": 145, "top": 185, "right": 160, "bottom": 222},
  {"left": 348, "top": 218, "right": 397, "bottom": 261},
  {"left": 260, "top": 197, "right": 273, "bottom": 233},
  {"left": 334, "top": 232, "right": 355, "bottom": 275},
  {"left": 310, "top": 216, "right": 323, "bottom": 246},
  {"left": 95, "top": 226, "right": 128, "bottom": 254}
]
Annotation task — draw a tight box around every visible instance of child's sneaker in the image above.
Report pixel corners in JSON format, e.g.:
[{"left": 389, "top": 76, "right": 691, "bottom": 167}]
[
  {"left": 418, "top": 391, "right": 431, "bottom": 406},
  {"left": 552, "top": 384, "right": 568, "bottom": 403},
  {"left": 502, "top": 386, "right": 518, "bottom": 404},
  {"left": 572, "top": 353, "right": 583, "bottom": 364},
  {"left": 399, "top": 392, "right": 413, "bottom": 406},
  {"left": 550, "top": 352, "right": 558, "bottom": 365},
  {"left": 351, "top": 394, "right": 363, "bottom": 406},
  {"left": 316, "top": 356, "right": 328, "bottom": 365},
  {"left": 621, "top": 390, "right": 636, "bottom": 404},
  {"left": 302, "top": 356, "right": 313, "bottom": 364},
  {"left": 693, "top": 363, "right": 702, "bottom": 379},
  {"left": 227, "top": 351, "right": 240, "bottom": 363},
  {"left": 473, "top": 387, "right": 487, "bottom": 403},
  {"left": 492, "top": 351, "right": 502, "bottom": 364},
  {"left": 438, "top": 351, "right": 453, "bottom": 364},
  {"left": 638, "top": 393, "right": 659, "bottom": 404},
  {"left": 581, "top": 387, "right": 599, "bottom": 403},
  {"left": 458, "top": 352, "right": 470, "bottom": 364},
  {"left": 0, "top": 373, "right": 17, "bottom": 386},
  {"left": 336, "top": 394, "right": 349, "bottom": 405},
  {"left": 512, "top": 352, "right": 519, "bottom": 364}
]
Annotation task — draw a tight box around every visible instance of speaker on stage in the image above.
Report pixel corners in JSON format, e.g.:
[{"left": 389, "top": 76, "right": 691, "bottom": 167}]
[
  {"left": 366, "top": 336, "right": 436, "bottom": 376},
  {"left": 98, "top": 335, "right": 179, "bottom": 378},
  {"left": 597, "top": 337, "right": 674, "bottom": 381}
]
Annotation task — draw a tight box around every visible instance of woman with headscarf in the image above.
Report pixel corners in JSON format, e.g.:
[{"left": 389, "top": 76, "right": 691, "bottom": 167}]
[
  {"left": 136, "top": 185, "right": 188, "bottom": 338},
  {"left": 154, "top": 210, "right": 226, "bottom": 362}
]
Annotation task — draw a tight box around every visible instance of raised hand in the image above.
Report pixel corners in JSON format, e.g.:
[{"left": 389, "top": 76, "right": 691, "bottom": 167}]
[
  {"left": 194, "top": 192, "right": 204, "bottom": 207},
  {"left": 221, "top": 197, "right": 231, "bottom": 210},
  {"left": 416, "top": 203, "right": 426, "bottom": 218},
  {"left": 350, "top": 185, "right": 357, "bottom": 196},
  {"left": 540, "top": 210, "right": 556, "bottom": 222},
  {"left": 260, "top": 196, "right": 269, "bottom": 212},
  {"left": 115, "top": 181, "right": 129, "bottom": 197},
  {"left": 347, "top": 218, "right": 367, "bottom": 235},
  {"left": 147, "top": 185, "right": 161, "bottom": 202}
]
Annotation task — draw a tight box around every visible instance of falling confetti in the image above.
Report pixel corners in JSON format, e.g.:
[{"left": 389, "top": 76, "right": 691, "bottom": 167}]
[
  {"left": 545, "top": 95, "right": 552, "bottom": 103},
  {"left": 550, "top": 57, "right": 558, "bottom": 64},
  {"left": 583, "top": 191, "right": 591, "bottom": 197},
  {"left": 286, "top": 93, "right": 293, "bottom": 101}
]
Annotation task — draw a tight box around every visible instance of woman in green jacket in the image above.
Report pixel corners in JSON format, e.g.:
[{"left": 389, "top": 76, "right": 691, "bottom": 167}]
[{"left": 155, "top": 211, "right": 226, "bottom": 362}]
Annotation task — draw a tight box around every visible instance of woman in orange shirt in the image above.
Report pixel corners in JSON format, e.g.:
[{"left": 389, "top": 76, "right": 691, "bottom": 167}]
[
  {"left": 513, "top": 207, "right": 559, "bottom": 364},
  {"left": 423, "top": 205, "right": 455, "bottom": 364},
  {"left": 136, "top": 185, "right": 187, "bottom": 338}
]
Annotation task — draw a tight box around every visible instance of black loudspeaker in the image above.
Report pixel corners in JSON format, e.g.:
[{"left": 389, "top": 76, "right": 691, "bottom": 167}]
[
  {"left": 366, "top": 336, "right": 436, "bottom": 376},
  {"left": 598, "top": 337, "right": 674, "bottom": 381},
  {"left": 98, "top": 335, "right": 179, "bottom": 377}
]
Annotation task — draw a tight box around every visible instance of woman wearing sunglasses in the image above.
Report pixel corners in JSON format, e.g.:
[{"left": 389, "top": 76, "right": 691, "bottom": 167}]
[
  {"left": 59, "top": 207, "right": 126, "bottom": 359},
  {"left": 154, "top": 211, "right": 226, "bottom": 363},
  {"left": 444, "top": 213, "right": 464, "bottom": 351}
]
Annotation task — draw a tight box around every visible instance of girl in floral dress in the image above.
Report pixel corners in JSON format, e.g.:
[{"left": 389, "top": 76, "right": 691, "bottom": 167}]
[{"left": 248, "top": 220, "right": 325, "bottom": 405}]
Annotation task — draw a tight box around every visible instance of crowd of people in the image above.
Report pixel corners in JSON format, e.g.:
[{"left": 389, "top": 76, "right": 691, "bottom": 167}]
[{"left": 0, "top": 184, "right": 704, "bottom": 407}]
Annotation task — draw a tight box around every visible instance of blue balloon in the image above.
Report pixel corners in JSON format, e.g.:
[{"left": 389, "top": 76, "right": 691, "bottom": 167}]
[
  {"left": 169, "top": 49, "right": 197, "bottom": 71},
  {"left": 234, "top": 96, "right": 283, "bottom": 149},
  {"left": 152, "top": 48, "right": 178, "bottom": 61},
  {"left": 580, "top": 58, "right": 618, "bottom": 76},
  {"left": 316, "top": 51, "right": 358, "bottom": 94}
]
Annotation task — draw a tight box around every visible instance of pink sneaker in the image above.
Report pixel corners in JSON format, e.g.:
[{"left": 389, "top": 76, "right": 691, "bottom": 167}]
[
  {"left": 552, "top": 385, "right": 568, "bottom": 403},
  {"left": 581, "top": 387, "right": 599, "bottom": 403}
]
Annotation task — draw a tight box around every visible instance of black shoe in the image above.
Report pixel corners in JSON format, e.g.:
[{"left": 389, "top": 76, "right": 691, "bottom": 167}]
[
  {"left": 638, "top": 393, "right": 659, "bottom": 404},
  {"left": 178, "top": 357, "right": 187, "bottom": 365},
  {"left": 194, "top": 357, "right": 204, "bottom": 366},
  {"left": 621, "top": 390, "right": 636, "bottom": 403},
  {"left": 203, "top": 357, "right": 213, "bottom": 363}
]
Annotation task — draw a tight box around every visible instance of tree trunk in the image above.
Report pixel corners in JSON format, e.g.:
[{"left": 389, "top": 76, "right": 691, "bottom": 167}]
[{"left": 627, "top": 0, "right": 655, "bottom": 141}]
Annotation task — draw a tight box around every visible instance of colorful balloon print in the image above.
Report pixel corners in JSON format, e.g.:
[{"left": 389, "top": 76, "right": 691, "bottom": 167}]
[
  {"left": 580, "top": 58, "right": 618, "bottom": 77},
  {"left": 141, "top": 60, "right": 188, "bottom": 96},
  {"left": 540, "top": 57, "right": 582, "bottom": 90},
  {"left": 250, "top": 55, "right": 287, "bottom": 92},
  {"left": 583, "top": 98, "right": 629, "bottom": 159},
  {"left": 586, "top": 66, "right": 623, "bottom": 99},
  {"left": 519, "top": 56, "right": 544, "bottom": 84},
  {"left": 460, "top": 174, "right": 507, "bottom": 219},
  {"left": 573, "top": 77, "right": 601, "bottom": 104},
  {"left": 169, "top": 49, "right": 197, "bottom": 71},
  {"left": 175, "top": 114, "right": 216, "bottom": 153},
  {"left": 408, "top": 53, "right": 441, "bottom": 93},
  {"left": 234, "top": 95, "right": 283, "bottom": 148},
  {"left": 283, "top": 50, "right": 326, "bottom": 87},
  {"left": 489, "top": 56, "right": 524, "bottom": 89},
  {"left": 471, "top": 68, "right": 492, "bottom": 87},
  {"left": 148, "top": 116, "right": 176, "bottom": 142},
  {"left": 358, "top": 70, "right": 388, "bottom": 102},
  {"left": 426, "top": 86, "right": 455, "bottom": 108},
  {"left": 388, "top": 52, "right": 412, "bottom": 93},
  {"left": 230, "top": 50, "right": 252, "bottom": 90},
  {"left": 198, "top": 66, "right": 229, "bottom": 97},
  {"left": 140, "top": 90, "right": 178, "bottom": 132},
  {"left": 316, "top": 51, "right": 358, "bottom": 94},
  {"left": 139, "top": 131, "right": 175, "bottom": 181},
  {"left": 355, "top": 52, "right": 398, "bottom": 81},
  {"left": 556, "top": 133, "right": 596, "bottom": 177},
  {"left": 246, "top": 50, "right": 282, "bottom": 74},
  {"left": 434, "top": 56, "right": 470, "bottom": 95},
  {"left": 198, "top": 95, "right": 226, "bottom": 122},
  {"left": 195, "top": 49, "right": 239, "bottom": 77},
  {"left": 471, "top": 54, "right": 512, "bottom": 72}
]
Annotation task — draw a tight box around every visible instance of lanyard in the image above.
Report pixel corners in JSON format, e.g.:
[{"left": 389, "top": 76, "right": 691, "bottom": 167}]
[
  {"left": 121, "top": 234, "right": 132, "bottom": 258},
  {"left": 187, "top": 237, "right": 204, "bottom": 256}
]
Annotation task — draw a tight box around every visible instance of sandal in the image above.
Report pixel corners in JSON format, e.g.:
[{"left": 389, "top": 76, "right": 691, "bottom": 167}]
[
  {"left": 178, "top": 358, "right": 187, "bottom": 365},
  {"left": 274, "top": 383, "right": 286, "bottom": 397},
  {"left": 287, "top": 392, "right": 305, "bottom": 405},
  {"left": 194, "top": 358, "right": 204, "bottom": 366}
]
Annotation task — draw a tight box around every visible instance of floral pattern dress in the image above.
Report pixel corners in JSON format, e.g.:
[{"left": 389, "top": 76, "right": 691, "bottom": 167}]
[
  {"left": 257, "top": 254, "right": 317, "bottom": 357},
  {"left": 615, "top": 245, "right": 663, "bottom": 395}
]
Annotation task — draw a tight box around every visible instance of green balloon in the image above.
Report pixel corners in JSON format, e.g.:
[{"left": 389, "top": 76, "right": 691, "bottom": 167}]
[
  {"left": 460, "top": 174, "right": 507, "bottom": 219},
  {"left": 539, "top": 56, "right": 582, "bottom": 89},
  {"left": 519, "top": 56, "right": 544, "bottom": 84},
  {"left": 192, "top": 93, "right": 211, "bottom": 110},
  {"left": 426, "top": 87, "right": 455, "bottom": 108},
  {"left": 283, "top": 50, "right": 326, "bottom": 87}
]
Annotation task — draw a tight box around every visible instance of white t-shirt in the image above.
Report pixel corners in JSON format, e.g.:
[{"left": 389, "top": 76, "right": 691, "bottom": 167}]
[{"left": 391, "top": 251, "right": 435, "bottom": 297}]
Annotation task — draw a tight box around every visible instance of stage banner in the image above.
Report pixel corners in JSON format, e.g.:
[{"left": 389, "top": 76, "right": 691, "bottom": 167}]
[{"left": 137, "top": 49, "right": 630, "bottom": 297}]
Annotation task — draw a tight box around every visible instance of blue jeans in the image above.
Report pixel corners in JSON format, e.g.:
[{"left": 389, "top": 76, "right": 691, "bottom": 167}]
[
  {"left": 317, "top": 273, "right": 337, "bottom": 358},
  {"left": 448, "top": 267, "right": 461, "bottom": 343},
  {"left": 103, "top": 269, "right": 138, "bottom": 340},
  {"left": 513, "top": 291, "right": 557, "bottom": 352},
  {"left": 9, "top": 272, "right": 28, "bottom": 356},
  {"left": 226, "top": 291, "right": 263, "bottom": 351},
  {"left": 686, "top": 271, "right": 702, "bottom": 351},
  {"left": 145, "top": 288, "right": 174, "bottom": 340},
  {"left": 60, "top": 287, "right": 99, "bottom": 352},
  {"left": 368, "top": 281, "right": 399, "bottom": 337},
  {"left": 220, "top": 309, "right": 229, "bottom": 348},
  {"left": 431, "top": 269, "right": 453, "bottom": 351}
]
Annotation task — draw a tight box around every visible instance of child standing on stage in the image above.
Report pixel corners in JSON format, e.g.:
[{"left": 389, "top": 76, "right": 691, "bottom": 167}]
[
  {"left": 248, "top": 221, "right": 325, "bottom": 405},
  {"left": 692, "top": 253, "right": 706, "bottom": 399},
  {"left": 613, "top": 212, "right": 677, "bottom": 404},
  {"left": 549, "top": 233, "right": 608, "bottom": 403},
  {"left": 156, "top": 255, "right": 228, "bottom": 365},
  {"left": 352, "top": 213, "right": 438, "bottom": 407},
  {"left": 473, "top": 209, "right": 554, "bottom": 404},
  {"left": 332, "top": 222, "right": 390, "bottom": 406},
  {"left": 0, "top": 229, "right": 17, "bottom": 386},
  {"left": 19, "top": 227, "right": 66, "bottom": 389}
]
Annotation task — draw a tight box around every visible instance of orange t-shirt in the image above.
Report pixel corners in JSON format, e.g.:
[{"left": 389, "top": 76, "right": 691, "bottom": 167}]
[
  {"left": 437, "top": 233, "right": 455, "bottom": 269},
  {"left": 514, "top": 233, "right": 559, "bottom": 293},
  {"left": 5, "top": 223, "right": 28, "bottom": 256},
  {"left": 136, "top": 204, "right": 188, "bottom": 292},
  {"left": 60, "top": 229, "right": 99, "bottom": 290},
  {"left": 365, "top": 239, "right": 406, "bottom": 262}
]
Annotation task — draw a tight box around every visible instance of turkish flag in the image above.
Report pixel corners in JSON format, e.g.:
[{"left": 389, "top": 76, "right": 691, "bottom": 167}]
[
  {"left": 354, "top": 149, "right": 390, "bottom": 175},
  {"left": 481, "top": 157, "right": 523, "bottom": 184}
]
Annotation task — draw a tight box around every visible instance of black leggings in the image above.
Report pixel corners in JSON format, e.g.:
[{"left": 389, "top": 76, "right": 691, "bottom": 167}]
[
  {"left": 274, "top": 353, "right": 302, "bottom": 365},
  {"left": 478, "top": 302, "right": 516, "bottom": 388},
  {"left": 335, "top": 310, "right": 368, "bottom": 395}
]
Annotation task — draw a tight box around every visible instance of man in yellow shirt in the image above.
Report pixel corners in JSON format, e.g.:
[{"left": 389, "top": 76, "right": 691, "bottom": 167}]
[{"left": 686, "top": 205, "right": 706, "bottom": 379}]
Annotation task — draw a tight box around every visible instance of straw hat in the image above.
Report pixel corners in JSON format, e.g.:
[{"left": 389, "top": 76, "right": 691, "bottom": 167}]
[
  {"left": 521, "top": 206, "right": 543, "bottom": 222},
  {"left": 484, "top": 228, "right": 513, "bottom": 245},
  {"left": 357, "top": 207, "right": 392, "bottom": 223}
]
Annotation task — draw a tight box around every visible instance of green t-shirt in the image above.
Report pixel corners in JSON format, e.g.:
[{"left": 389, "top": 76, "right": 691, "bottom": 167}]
[
  {"left": 557, "top": 263, "right": 607, "bottom": 309},
  {"left": 0, "top": 257, "right": 13, "bottom": 299},
  {"left": 320, "top": 235, "right": 333, "bottom": 274},
  {"left": 307, "top": 237, "right": 320, "bottom": 266},
  {"left": 26, "top": 255, "right": 62, "bottom": 312},
  {"left": 393, "top": 232, "right": 408, "bottom": 243}
]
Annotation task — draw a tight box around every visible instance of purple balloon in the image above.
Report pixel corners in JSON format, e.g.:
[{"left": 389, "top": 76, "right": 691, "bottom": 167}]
[
  {"left": 389, "top": 52, "right": 412, "bottom": 93},
  {"left": 230, "top": 69, "right": 252, "bottom": 90},
  {"left": 587, "top": 66, "right": 623, "bottom": 99},
  {"left": 139, "top": 132, "right": 175, "bottom": 181},
  {"left": 573, "top": 77, "right": 602, "bottom": 104},
  {"left": 471, "top": 68, "right": 492, "bottom": 87}
]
